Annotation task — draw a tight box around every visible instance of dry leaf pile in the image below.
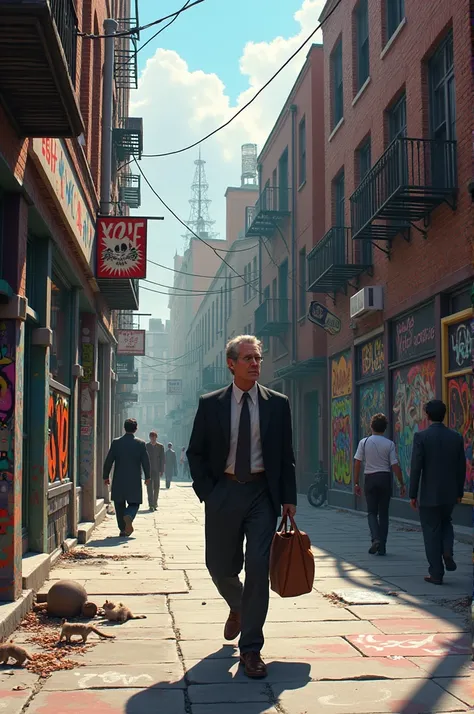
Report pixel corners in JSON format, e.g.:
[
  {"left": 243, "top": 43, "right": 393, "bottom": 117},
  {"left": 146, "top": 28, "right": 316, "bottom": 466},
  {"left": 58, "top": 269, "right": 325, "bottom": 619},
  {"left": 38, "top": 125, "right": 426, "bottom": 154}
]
[
  {"left": 59, "top": 548, "right": 151, "bottom": 563},
  {"left": 322, "top": 592, "right": 346, "bottom": 607}
]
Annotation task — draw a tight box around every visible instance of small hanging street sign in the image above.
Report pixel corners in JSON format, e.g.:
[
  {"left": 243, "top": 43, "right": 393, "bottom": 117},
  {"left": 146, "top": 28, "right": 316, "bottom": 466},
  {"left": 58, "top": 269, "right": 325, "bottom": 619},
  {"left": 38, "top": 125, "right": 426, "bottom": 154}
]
[
  {"left": 308, "top": 301, "right": 341, "bottom": 335},
  {"left": 116, "top": 329, "right": 146, "bottom": 356},
  {"left": 96, "top": 216, "right": 147, "bottom": 279}
]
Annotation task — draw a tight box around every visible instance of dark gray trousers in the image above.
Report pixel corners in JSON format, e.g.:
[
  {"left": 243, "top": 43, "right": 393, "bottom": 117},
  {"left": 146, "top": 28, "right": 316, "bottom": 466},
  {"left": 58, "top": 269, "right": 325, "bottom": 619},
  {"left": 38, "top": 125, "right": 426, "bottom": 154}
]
[
  {"left": 204, "top": 477, "right": 276, "bottom": 654},
  {"left": 364, "top": 471, "right": 392, "bottom": 546},
  {"left": 146, "top": 472, "right": 160, "bottom": 508},
  {"left": 419, "top": 504, "right": 455, "bottom": 580}
]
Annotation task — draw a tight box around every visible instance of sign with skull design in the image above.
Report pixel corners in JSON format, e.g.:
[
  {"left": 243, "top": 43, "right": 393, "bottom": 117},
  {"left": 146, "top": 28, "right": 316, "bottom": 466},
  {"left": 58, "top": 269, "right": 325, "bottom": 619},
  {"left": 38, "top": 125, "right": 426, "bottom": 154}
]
[{"left": 96, "top": 217, "right": 147, "bottom": 279}]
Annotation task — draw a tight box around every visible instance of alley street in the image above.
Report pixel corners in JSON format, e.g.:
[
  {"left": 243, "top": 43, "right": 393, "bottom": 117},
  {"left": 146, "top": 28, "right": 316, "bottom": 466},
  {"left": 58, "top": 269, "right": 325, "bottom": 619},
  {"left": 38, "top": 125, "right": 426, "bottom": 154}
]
[{"left": 1, "top": 481, "right": 472, "bottom": 714}]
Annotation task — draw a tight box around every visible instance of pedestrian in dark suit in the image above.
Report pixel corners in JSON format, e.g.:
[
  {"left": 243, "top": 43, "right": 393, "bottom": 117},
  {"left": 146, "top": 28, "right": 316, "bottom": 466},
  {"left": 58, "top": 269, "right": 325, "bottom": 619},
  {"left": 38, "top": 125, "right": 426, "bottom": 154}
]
[
  {"left": 409, "top": 400, "right": 466, "bottom": 585},
  {"left": 164, "top": 443, "right": 177, "bottom": 488},
  {"left": 187, "top": 335, "right": 296, "bottom": 679},
  {"left": 146, "top": 431, "right": 164, "bottom": 511},
  {"left": 103, "top": 418, "right": 151, "bottom": 537}
]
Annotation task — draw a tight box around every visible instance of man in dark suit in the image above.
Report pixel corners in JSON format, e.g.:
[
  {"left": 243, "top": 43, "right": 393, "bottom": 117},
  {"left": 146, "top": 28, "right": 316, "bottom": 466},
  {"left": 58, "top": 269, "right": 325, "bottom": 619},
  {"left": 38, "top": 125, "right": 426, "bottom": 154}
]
[
  {"left": 187, "top": 335, "right": 296, "bottom": 679},
  {"left": 164, "top": 443, "right": 178, "bottom": 489},
  {"left": 146, "top": 431, "right": 164, "bottom": 511},
  {"left": 409, "top": 399, "right": 466, "bottom": 585},
  {"left": 103, "top": 418, "right": 151, "bottom": 537}
]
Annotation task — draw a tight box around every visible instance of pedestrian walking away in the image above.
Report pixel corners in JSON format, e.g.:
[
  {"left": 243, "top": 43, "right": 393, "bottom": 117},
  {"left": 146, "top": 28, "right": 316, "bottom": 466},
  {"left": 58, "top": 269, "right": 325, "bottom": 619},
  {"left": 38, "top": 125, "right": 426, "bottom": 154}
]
[
  {"left": 180, "top": 446, "right": 191, "bottom": 480},
  {"left": 409, "top": 399, "right": 466, "bottom": 585},
  {"left": 103, "top": 418, "right": 151, "bottom": 537},
  {"left": 354, "top": 413, "right": 406, "bottom": 556},
  {"left": 187, "top": 334, "right": 296, "bottom": 679},
  {"left": 146, "top": 431, "right": 165, "bottom": 511},
  {"left": 165, "top": 443, "right": 178, "bottom": 488}
]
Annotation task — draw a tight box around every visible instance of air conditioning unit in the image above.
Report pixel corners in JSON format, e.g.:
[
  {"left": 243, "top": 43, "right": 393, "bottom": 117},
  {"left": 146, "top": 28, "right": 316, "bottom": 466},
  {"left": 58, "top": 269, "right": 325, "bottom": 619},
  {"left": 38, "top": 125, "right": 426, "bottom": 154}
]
[{"left": 350, "top": 286, "right": 384, "bottom": 319}]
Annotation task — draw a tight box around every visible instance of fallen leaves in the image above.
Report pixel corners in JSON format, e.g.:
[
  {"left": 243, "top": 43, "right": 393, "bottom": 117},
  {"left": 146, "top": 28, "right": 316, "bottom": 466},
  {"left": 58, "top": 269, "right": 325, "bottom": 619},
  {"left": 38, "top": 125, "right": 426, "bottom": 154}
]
[
  {"left": 26, "top": 650, "right": 85, "bottom": 679},
  {"left": 322, "top": 593, "right": 346, "bottom": 608},
  {"left": 59, "top": 548, "right": 151, "bottom": 562}
]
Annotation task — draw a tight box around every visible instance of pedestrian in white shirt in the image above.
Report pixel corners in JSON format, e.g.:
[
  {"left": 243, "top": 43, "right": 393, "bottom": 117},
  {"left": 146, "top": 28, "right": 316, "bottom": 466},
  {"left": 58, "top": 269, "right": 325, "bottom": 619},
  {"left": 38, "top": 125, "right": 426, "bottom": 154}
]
[{"left": 354, "top": 413, "right": 406, "bottom": 556}]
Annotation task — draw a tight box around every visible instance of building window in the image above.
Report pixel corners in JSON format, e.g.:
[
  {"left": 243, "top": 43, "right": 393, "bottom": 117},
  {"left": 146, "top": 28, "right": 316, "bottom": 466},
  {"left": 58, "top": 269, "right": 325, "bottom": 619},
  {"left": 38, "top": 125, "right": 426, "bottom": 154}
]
[
  {"left": 429, "top": 30, "right": 455, "bottom": 142},
  {"left": 211, "top": 301, "right": 215, "bottom": 346},
  {"left": 299, "top": 247, "right": 306, "bottom": 318},
  {"left": 357, "top": 138, "right": 371, "bottom": 181},
  {"left": 50, "top": 273, "right": 71, "bottom": 386},
  {"left": 220, "top": 287, "right": 223, "bottom": 330},
  {"left": 386, "top": 0, "right": 404, "bottom": 41},
  {"left": 331, "top": 39, "right": 343, "bottom": 127},
  {"left": 262, "top": 286, "right": 270, "bottom": 352},
  {"left": 334, "top": 171, "right": 345, "bottom": 226},
  {"left": 298, "top": 117, "right": 306, "bottom": 186},
  {"left": 252, "top": 256, "right": 258, "bottom": 296},
  {"left": 388, "top": 93, "right": 407, "bottom": 142},
  {"left": 355, "top": 0, "right": 369, "bottom": 90}
]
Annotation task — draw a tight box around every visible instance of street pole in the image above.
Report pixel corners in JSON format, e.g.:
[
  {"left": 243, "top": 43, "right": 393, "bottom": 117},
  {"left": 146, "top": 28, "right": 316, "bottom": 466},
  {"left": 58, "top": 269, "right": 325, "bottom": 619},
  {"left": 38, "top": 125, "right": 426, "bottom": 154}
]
[{"left": 100, "top": 18, "right": 118, "bottom": 216}]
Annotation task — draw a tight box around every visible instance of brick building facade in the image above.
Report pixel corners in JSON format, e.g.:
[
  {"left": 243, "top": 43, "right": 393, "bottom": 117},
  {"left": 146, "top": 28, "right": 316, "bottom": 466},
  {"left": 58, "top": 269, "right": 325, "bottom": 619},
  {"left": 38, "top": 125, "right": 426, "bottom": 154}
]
[
  {"left": 0, "top": 0, "right": 141, "bottom": 601},
  {"left": 313, "top": 0, "right": 473, "bottom": 524}
]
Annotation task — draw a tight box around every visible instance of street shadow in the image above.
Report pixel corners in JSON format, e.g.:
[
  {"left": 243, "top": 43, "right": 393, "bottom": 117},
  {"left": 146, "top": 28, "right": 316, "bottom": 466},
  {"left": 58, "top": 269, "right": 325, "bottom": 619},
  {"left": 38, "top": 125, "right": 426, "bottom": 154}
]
[
  {"left": 124, "top": 644, "right": 311, "bottom": 713},
  {"left": 299, "top": 505, "right": 471, "bottom": 714}
]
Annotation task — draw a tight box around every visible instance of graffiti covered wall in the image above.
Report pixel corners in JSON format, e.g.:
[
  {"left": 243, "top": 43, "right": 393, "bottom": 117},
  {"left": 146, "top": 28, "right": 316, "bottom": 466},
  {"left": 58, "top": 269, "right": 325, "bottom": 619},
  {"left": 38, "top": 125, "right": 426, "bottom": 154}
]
[
  {"left": 392, "top": 358, "right": 436, "bottom": 496},
  {"left": 48, "top": 389, "right": 70, "bottom": 484},
  {"left": 448, "top": 374, "right": 473, "bottom": 495},
  {"left": 358, "top": 381, "right": 386, "bottom": 441},
  {"left": 331, "top": 352, "right": 353, "bottom": 490}
]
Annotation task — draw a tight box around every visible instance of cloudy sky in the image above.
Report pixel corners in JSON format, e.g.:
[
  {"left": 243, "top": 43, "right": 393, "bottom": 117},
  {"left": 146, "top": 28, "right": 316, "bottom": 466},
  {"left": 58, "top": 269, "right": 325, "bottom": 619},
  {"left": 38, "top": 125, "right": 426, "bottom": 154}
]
[{"left": 130, "top": 0, "right": 324, "bottom": 325}]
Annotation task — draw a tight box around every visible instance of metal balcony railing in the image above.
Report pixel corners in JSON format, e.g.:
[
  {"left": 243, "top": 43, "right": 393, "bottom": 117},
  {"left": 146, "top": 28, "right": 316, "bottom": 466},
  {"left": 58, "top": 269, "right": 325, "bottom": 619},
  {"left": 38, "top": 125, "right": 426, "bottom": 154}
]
[
  {"left": 50, "top": 0, "right": 78, "bottom": 83},
  {"left": 245, "top": 185, "right": 291, "bottom": 237},
  {"left": 350, "top": 137, "right": 457, "bottom": 241},
  {"left": 254, "top": 298, "right": 290, "bottom": 337},
  {"left": 307, "top": 227, "right": 372, "bottom": 293},
  {"left": 119, "top": 173, "right": 141, "bottom": 208},
  {"left": 113, "top": 117, "right": 143, "bottom": 162}
]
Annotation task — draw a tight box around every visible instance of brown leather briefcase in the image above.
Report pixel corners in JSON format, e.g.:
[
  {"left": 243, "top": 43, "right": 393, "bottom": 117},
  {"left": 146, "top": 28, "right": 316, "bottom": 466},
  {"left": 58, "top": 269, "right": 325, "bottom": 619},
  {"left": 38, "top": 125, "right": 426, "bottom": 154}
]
[{"left": 269, "top": 514, "right": 315, "bottom": 598}]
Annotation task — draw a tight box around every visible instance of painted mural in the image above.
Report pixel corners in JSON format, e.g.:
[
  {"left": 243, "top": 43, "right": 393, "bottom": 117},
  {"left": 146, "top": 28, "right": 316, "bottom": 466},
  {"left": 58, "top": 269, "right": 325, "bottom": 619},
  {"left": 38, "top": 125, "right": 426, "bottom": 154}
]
[
  {"left": 358, "top": 380, "right": 386, "bottom": 441},
  {"left": 392, "top": 359, "right": 436, "bottom": 496},
  {"left": 448, "top": 374, "right": 473, "bottom": 495},
  {"left": 48, "top": 389, "right": 70, "bottom": 484},
  {"left": 331, "top": 352, "right": 353, "bottom": 490}
]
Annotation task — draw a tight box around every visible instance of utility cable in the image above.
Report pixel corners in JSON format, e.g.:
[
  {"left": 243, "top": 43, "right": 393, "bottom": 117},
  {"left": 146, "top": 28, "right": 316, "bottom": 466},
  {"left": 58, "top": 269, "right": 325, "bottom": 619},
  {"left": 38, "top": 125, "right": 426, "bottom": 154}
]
[
  {"left": 135, "top": 159, "right": 265, "bottom": 297},
  {"left": 142, "top": 0, "right": 343, "bottom": 157},
  {"left": 141, "top": 276, "right": 257, "bottom": 293},
  {"left": 126, "top": 0, "right": 192, "bottom": 64},
  {"left": 79, "top": 0, "right": 204, "bottom": 38}
]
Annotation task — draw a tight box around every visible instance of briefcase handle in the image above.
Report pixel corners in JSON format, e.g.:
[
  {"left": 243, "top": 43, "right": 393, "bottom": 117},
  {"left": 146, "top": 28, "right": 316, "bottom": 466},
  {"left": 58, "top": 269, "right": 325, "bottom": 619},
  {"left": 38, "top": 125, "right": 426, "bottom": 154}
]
[{"left": 276, "top": 513, "right": 300, "bottom": 537}]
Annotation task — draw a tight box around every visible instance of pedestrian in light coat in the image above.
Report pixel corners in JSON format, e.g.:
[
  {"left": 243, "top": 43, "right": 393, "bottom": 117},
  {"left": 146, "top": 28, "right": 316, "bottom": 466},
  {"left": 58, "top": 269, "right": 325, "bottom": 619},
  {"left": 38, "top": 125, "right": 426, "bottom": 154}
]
[{"left": 103, "top": 418, "right": 151, "bottom": 537}]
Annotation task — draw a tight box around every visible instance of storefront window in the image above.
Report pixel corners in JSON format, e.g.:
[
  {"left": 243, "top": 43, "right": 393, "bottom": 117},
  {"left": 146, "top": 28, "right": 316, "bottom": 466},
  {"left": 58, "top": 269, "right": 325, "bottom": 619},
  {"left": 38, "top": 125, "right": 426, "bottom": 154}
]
[
  {"left": 330, "top": 352, "right": 353, "bottom": 491},
  {"left": 50, "top": 273, "right": 71, "bottom": 386},
  {"left": 442, "top": 308, "right": 473, "bottom": 504},
  {"left": 390, "top": 302, "right": 436, "bottom": 499}
]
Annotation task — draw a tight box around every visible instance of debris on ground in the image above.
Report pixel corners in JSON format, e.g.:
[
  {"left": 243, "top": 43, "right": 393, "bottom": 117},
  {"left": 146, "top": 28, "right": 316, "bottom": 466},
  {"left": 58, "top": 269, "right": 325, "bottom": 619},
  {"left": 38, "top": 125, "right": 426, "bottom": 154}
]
[
  {"left": 395, "top": 525, "right": 421, "bottom": 532},
  {"left": 58, "top": 548, "right": 151, "bottom": 563},
  {"left": 322, "top": 592, "right": 346, "bottom": 607}
]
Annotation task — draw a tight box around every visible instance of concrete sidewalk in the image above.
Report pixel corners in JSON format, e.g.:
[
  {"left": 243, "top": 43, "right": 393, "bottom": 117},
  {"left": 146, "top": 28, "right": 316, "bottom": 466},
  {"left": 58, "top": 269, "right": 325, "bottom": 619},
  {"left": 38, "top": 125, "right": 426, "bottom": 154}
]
[{"left": 1, "top": 480, "right": 472, "bottom": 714}]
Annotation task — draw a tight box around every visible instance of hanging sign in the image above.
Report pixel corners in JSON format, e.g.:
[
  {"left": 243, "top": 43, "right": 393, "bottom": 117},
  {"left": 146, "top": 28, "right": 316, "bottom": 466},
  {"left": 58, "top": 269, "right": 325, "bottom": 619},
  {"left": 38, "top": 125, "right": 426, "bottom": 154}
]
[
  {"left": 167, "top": 379, "right": 182, "bottom": 395},
  {"left": 96, "top": 217, "right": 147, "bottom": 279},
  {"left": 117, "top": 329, "right": 146, "bottom": 356},
  {"left": 308, "top": 301, "right": 341, "bottom": 335}
]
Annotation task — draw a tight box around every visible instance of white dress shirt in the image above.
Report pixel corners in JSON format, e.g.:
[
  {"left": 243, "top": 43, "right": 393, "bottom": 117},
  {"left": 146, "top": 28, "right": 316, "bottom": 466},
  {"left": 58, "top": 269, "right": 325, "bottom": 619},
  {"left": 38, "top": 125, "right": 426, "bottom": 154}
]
[{"left": 225, "top": 382, "right": 265, "bottom": 475}]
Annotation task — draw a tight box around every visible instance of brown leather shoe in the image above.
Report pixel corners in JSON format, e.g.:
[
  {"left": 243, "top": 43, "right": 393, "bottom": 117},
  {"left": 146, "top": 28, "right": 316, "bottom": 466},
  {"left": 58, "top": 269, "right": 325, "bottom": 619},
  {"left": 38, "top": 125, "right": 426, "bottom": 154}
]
[
  {"left": 123, "top": 515, "right": 134, "bottom": 537},
  {"left": 424, "top": 576, "right": 443, "bottom": 585},
  {"left": 224, "top": 610, "right": 241, "bottom": 641},
  {"left": 240, "top": 651, "right": 267, "bottom": 679}
]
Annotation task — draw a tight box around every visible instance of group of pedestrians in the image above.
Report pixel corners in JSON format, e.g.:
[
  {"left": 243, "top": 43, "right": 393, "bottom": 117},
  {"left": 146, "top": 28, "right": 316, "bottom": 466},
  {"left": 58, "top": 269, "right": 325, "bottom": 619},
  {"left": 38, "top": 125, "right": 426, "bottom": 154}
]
[{"left": 102, "top": 333, "right": 466, "bottom": 678}]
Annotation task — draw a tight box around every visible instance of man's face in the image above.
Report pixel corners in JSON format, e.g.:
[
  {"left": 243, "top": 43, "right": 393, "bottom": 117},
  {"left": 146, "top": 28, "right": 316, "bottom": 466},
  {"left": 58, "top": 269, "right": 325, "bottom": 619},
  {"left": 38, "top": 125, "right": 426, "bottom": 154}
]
[
  {"left": 150, "top": 434, "right": 157, "bottom": 444},
  {"left": 228, "top": 342, "right": 262, "bottom": 384}
]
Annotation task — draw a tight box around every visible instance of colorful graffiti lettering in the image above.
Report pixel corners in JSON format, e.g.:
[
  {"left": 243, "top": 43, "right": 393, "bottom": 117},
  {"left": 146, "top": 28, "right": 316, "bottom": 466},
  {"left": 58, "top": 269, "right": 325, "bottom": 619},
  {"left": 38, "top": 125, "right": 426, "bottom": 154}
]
[
  {"left": 331, "top": 396, "right": 352, "bottom": 489},
  {"left": 332, "top": 352, "right": 352, "bottom": 398},
  {"left": 360, "top": 337, "right": 384, "bottom": 378},
  {"left": 0, "top": 322, "right": 15, "bottom": 568},
  {"left": 448, "top": 375, "right": 473, "bottom": 494},
  {"left": 48, "top": 390, "right": 70, "bottom": 484},
  {"left": 392, "top": 359, "right": 436, "bottom": 496},
  {"left": 449, "top": 322, "right": 472, "bottom": 370},
  {"left": 358, "top": 380, "right": 386, "bottom": 441}
]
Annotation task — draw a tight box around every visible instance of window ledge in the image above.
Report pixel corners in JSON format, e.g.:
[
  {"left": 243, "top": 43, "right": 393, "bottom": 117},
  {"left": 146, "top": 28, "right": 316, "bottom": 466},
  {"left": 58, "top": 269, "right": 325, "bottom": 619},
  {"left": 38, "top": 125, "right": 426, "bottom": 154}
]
[
  {"left": 352, "top": 76, "right": 371, "bottom": 107},
  {"left": 328, "top": 117, "right": 344, "bottom": 143},
  {"left": 381, "top": 17, "right": 407, "bottom": 60},
  {"left": 298, "top": 180, "right": 307, "bottom": 192}
]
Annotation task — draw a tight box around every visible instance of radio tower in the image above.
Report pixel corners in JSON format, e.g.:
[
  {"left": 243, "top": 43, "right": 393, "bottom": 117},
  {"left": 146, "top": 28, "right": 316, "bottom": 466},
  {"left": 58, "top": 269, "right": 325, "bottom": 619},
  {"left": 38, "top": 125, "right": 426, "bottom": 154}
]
[{"left": 183, "top": 148, "right": 218, "bottom": 250}]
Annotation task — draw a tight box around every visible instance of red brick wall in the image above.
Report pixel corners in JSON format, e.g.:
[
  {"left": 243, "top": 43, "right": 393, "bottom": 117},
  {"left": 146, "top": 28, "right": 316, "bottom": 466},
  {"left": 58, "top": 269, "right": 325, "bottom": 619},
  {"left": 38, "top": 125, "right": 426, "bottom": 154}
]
[{"left": 321, "top": 0, "right": 474, "bottom": 356}]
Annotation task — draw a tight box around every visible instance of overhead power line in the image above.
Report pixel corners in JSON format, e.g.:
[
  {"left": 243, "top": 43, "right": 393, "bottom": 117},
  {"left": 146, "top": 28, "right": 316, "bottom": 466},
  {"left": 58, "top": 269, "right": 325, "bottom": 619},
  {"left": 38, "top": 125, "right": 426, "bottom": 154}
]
[
  {"left": 79, "top": 0, "right": 204, "bottom": 38},
  {"left": 142, "top": 0, "right": 343, "bottom": 158},
  {"left": 135, "top": 160, "right": 264, "bottom": 297},
  {"left": 147, "top": 257, "right": 256, "bottom": 279},
  {"left": 141, "top": 276, "right": 257, "bottom": 293},
  {"left": 125, "top": 0, "right": 192, "bottom": 66}
]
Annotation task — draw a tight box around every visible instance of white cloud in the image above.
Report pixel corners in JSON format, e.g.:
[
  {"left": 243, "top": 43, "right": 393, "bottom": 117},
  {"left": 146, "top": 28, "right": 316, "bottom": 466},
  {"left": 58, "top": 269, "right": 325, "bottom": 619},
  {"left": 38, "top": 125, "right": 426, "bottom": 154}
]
[{"left": 130, "top": 0, "right": 325, "bottom": 323}]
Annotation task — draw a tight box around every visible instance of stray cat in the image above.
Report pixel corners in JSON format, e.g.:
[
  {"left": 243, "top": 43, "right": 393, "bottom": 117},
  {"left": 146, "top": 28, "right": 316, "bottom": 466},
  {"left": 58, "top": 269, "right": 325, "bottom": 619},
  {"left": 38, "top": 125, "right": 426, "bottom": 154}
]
[
  {"left": 58, "top": 620, "right": 116, "bottom": 644},
  {"left": 102, "top": 600, "right": 147, "bottom": 623},
  {"left": 0, "top": 641, "right": 32, "bottom": 666}
]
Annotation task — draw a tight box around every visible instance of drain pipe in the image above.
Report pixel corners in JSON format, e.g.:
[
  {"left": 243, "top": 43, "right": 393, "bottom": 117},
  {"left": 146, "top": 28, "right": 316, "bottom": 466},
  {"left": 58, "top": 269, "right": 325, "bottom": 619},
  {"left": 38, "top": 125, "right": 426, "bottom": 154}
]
[
  {"left": 290, "top": 104, "right": 297, "bottom": 364},
  {"left": 100, "top": 18, "right": 118, "bottom": 215}
]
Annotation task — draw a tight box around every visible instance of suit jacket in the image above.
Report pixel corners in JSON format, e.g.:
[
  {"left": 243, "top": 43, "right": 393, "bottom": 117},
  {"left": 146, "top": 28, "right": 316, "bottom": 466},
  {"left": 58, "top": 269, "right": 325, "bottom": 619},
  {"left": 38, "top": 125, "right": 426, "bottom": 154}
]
[
  {"left": 409, "top": 423, "right": 466, "bottom": 507},
  {"left": 103, "top": 433, "right": 151, "bottom": 504},
  {"left": 165, "top": 449, "right": 177, "bottom": 476},
  {"left": 187, "top": 383, "right": 296, "bottom": 516},
  {"left": 146, "top": 441, "right": 165, "bottom": 475}
]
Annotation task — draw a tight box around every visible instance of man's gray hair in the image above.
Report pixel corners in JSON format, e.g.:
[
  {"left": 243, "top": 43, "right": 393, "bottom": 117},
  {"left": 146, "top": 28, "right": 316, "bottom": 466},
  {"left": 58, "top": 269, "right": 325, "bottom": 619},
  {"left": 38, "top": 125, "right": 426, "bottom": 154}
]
[{"left": 226, "top": 334, "right": 262, "bottom": 362}]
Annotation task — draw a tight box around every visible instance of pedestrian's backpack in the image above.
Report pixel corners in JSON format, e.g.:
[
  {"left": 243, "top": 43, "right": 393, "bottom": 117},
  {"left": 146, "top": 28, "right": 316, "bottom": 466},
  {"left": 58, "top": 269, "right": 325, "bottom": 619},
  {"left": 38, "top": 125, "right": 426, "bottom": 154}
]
[{"left": 269, "top": 514, "right": 315, "bottom": 597}]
